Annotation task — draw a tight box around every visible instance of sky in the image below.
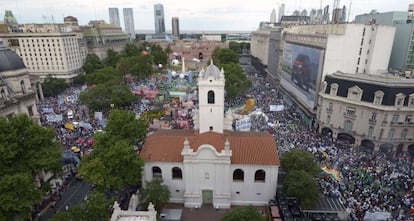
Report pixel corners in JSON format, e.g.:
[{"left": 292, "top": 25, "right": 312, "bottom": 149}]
[{"left": 0, "top": 0, "right": 413, "bottom": 31}]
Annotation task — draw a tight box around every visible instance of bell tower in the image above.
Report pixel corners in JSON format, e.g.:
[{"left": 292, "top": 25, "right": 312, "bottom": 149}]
[{"left": 197, "top": 61, "right": 225, "bottom": 134}]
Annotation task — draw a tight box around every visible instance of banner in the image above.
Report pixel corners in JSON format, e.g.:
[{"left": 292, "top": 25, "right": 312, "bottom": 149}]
[
  {"left": 269, "top": 105, "right": 285, "bottom": 112},
  {"left": 235, "top": 117, "right": 251, "bottom": 131},
  {"left": 94, "top": 112, "right": 103, "bottom": 121},
  {"left": 46, "top": 114, "right": 63, "bottom": 122}
]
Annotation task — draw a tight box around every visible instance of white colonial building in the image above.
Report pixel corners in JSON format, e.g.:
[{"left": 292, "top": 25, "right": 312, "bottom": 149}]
[{"left": 140, "top": 63, "right": 280, "bottom": 208}]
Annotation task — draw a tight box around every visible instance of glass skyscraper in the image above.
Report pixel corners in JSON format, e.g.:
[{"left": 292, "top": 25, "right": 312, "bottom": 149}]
[
  {"left": 123, "top": 8, "right": 136, "bottom": 40},
  {"left": 154, "top": 4, "right": 166, "bottom": 34},
  {"left": 109, "top": 8, "right": 121, "bottom": 27}
]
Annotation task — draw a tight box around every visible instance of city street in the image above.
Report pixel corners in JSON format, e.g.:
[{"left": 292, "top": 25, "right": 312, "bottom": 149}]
[{"left": 41, "top": 178, "right": 90, "bottom": 220}]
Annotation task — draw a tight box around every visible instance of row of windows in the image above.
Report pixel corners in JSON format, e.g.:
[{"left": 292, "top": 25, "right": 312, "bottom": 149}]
[
  {"left": 329, "top": 83, "right": 414, "bottom": 107},
  {"left": 151, "top": 166, "right": 266, "bottom": 182}
]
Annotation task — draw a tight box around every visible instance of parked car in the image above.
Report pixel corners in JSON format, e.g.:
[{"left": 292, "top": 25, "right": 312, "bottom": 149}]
[{"left": 291, "top": 54, "right": 311, "bottom": 91}]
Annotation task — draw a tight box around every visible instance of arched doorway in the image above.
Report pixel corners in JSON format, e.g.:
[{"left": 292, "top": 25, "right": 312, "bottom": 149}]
[
  {"left": 396, "top": 144, "right": 404, "bottom": 154},
  {"left": 379, "top": 143, "right": 394, "bottom": 154},
  {"left": 337, "top": 133, "right": 355, "bottom": 145},
  {"left": 321, "top": 127, "right": 333, "bottom": 137},
  {"left": 360, "top": 139, "right": 375, "bottom": 153}
]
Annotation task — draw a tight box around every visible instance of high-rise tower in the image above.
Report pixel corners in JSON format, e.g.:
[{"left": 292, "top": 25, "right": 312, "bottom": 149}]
[
  {"left": 109, "top": 8, "right": 121, "bottom": 27},
  {"left": 154, "top": 4, "right": 166, "bottom": 34},
  {"left": 278, "top": 4, "right": 285, "bottom": 22},
  {"left": 123, "top": 8, "right": 136, "bottom": 40},
  {"left": 172, "top": 17, "right": 180, "bottom": 38},
  {"left": 270, "top": 9, "right": 277, "bottom": 23}
]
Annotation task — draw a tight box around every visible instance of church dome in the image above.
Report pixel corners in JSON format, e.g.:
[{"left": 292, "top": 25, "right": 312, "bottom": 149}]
[
  {"left": 0, "top": 40, "right": 26, "bottom": 72},
  {"left": 200, "top": 61, "right": 223, "bottom": 79}
]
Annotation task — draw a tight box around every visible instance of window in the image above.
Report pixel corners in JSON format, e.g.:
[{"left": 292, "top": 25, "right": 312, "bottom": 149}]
[
  {"left": 20, "top": 80, "right": 26, "bottom": 94},
  {"left": 379, "top": 129, "right": 384, "bottom": 139},
  {"left": 345, "top": 107, "right": 356, "bottom": 117},
  {"left": 326, "top": 115, "right": 331, "bottom": 124},
  {"left": 327, "top": 103, "right": 333, "bottom": 112},
  {"left": 0, "top": 89, "right": 6, "bottom": 100},
  {"left": 388, "top": 128, "right": 395, "bottom": 139},
  {"left": 254, "top": 170, "right": 266, "bottom": 182},
  {"left": 371, "top": 112, "right": 377, "bottom": 121},
  {"left": 391, "top": 115, "right": 399, "bottom": 124},
  {"left": 152, "top": 166, "right": 162, "bottom": 180},
  {"left": 330, "top": 83, "right": 338, "bottom": 96},
  {"left": 348, "top": 86, "right": 362, "bottom": 101},
  {"left": 27, "top": 105, "right": 34, "bottom": 116},
  {"left": 172, "top": 167, "right": 182, "bottom": 179},
  {"left": 233, "top": 169, "right": 244, "bottom": 182},
  {"left": 207, "top": 90, "right": 215, "bottom": 104},
  {"left": 409, "top": 94, "right": 414, "bottom": 107},
  {"left": 395, "top": 93, "right": 405, "bottom": 106},
  {"left": 401, "top": 129, "right": 408, "bottom": 139},
  {"left": 374, "top": 91, "right": 384, "bottom": 105},
  {"left": 405, "top": 115, "right": 412, "bottom": 123},
  {"left": 368, "top": 126, "right": 374, "bottom": 137},
  {"left": 344, "top": 120, "right": 353, "bottom": 132}
]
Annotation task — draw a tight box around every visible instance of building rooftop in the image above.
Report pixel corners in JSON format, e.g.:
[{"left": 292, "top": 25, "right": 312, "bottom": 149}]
[
  {"left": 140, "top": 129, "right": 280, "bottom": 165},
  {"left": 0, "top": 39, "right": 26, "bottom": 72}
]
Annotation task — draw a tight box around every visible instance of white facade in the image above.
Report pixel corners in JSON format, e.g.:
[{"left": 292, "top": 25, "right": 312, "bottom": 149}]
[
  {"left": 141, "top": 63, "right": 279, "bottom": 209},
  {"left": 251, "top": 30, "right": 270, "bottom": 66},
  {"left": 0, "top": 32, "right": 87, "bottom": 81}
]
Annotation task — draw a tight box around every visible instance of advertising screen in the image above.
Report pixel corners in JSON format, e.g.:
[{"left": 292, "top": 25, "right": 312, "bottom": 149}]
[{"left": 280, "top": 43, "right": 323, "bottom": 110}]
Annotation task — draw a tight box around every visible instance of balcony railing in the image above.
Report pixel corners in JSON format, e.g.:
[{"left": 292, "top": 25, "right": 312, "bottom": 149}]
[
  {"left": 368, "top": 119, "right": 376, "bottom": 125},
  {"left": 343, "top": 112, "right": 356, "bottom": 119}
]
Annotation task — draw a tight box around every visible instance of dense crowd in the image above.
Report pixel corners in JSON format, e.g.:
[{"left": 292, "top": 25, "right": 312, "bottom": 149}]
[{"left": 238, "top": 71, "right": 414, "bottom": 221}]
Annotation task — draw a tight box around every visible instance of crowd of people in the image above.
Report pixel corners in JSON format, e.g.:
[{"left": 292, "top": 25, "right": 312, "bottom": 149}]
[
  {"left": 34, "top": 61, "right": 414, "bottom": 220},
  {"left": 237, "top": 70, "right": 414, "bottom": 221}
]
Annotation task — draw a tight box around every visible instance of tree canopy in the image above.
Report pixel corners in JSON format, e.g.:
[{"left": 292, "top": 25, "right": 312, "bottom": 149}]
[
  {"left": 85, "top": 66, "right": 122, "bottom": 85},
  {"left": 222, "top": 63, "right": 252, "bottom": 101},
  {"left": 0, "top": 115, "right": 61, "bottom": 220},
  {"left": 229, "top": 42, "right": 250, "bottom": 54},
  {"left": 283, "top": 170, "right": 320, "bottom": 209},
  {"left": 280, "top": 149, "right": 320, "bottom": 176},
  {"left": 42, "top": 75, "right": 70, "bottom": 97},
  {"left": 78, "top": 110, "right": 146, "bottom": 193},
  {"left": 139, "top": 179, "right": 171, "bottom": 212},
  {"left": 104, "top": 49, "right": 120, "bottom": 68},
  {"left": 221, "top": 207, "right": 263, "bottom": 221},
  {"left": 212, "top": 48, "right": 239, "bottom": 67},
  {"left": 83, "top": 53, "right": 104, "bottom": 74},
  {"left": 49, "top": 191, "right": 113, "bottom": 221},
  {"left": 79, "top": 82, "right": 138, "bottom": 112}
]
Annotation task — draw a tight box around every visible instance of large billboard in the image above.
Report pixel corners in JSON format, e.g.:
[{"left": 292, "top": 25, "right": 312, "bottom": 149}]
[{"left": 280, "top": 43, "right": 323, "bottom": 110}]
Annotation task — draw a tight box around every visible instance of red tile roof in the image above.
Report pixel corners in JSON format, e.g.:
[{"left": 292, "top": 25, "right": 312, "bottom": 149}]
[{"left": 140, "top": 129, "right": 280, "bottom": 166}]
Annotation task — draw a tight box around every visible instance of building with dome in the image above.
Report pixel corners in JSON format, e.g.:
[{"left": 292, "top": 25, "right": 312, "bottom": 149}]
[
  {"left": 140, "top": 62, "right": 280, "bottom": 208},
  {"left": 0, "top": 39, "right": 43, "bottom": 123}
]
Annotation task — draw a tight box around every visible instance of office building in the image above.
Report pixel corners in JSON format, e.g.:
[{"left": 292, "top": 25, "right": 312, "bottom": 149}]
[
  {"left": 123, "top": 8, "right": 136, "bottom": 40},
  {"left": 318, "top": 71, "right": 414, "bottom": 153},
  {"left": 140, "top": 62, "right": 280, "bottom": 208},
  {"left": 278, "top": 4, "right": 285, "bottom": 22},
  {"left": 172, "top": 17, "right": 180, "bottom": 38},
  {"left": 154, "top": 4, "right": 166, "bottom": 34},
  {"left": 355, "top": 8, "right": 414, "bottom": 70},
  {"left": 109, "top": 8, "right": 121, "bottom": 27},
  {"left": 0, "top": 40, "right": 42, "bottom": 123},
  {"left": 270, "top": 9, "right": 277, "bottom": 23},
  {"left": 0, "top": 23, "right": 88, "bottom": 82},
  {"left": 82, "top": 20, "right": 129, "bottom": 60}
]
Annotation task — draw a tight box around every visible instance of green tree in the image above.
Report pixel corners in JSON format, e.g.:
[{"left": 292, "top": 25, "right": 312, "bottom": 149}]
[
  {"left": 85, "top": 66, "right": 122, "bottom": 85},
  {"left": 72, "top": 73, "right": 86, "bottom": 85},
  {"left": 122, "top": 43, "right": 141, "bottom": 57},
  {"left": 229, "top": 41, "right": 242, "bottom": 54},
  {"left": 104, "top": 110, "right": 148, "bottom": 146},
  {"left": 221, "top": 207, "right": 263, "bottom": 221},
  {"left": 139, "top": 179, "right": 171, "bottom": 211},
  {"left": 117, "top": 56, "right": 153, "bottom": 80},
  {"left": 0, "top": 115, "right": 61, "bottom": 220},
  {"left": 280, "top": 149, "right": 320, "bottom": 176},
  {"left": 79, "top": 82, "right": 138, "bottom": 112},
  {"left": 283, "top": 170, "right": 320, "bottom": 209},
  {"left": 104, "top": 49, "right": 120, "bottom": 68},
  {"left": 83, "top": 53, "right": 104, "bottom": 74},
  {"left": 150, "top": 45, "right": 168, "bottom": 67},
  {"left": 222, "top": 63, "right": 252, "bottom": 101},
  {"left": 212, "top": 48, "right": 239, "bottom": 67},
  {"left": 42, "top": 75, "right": 70, "bottom": 97},
  {"left": 49, "top": 191, "right": 113, "bottom": 221},
  {"left": 78, "top": 138, "right": 144, "bottom": 193}
]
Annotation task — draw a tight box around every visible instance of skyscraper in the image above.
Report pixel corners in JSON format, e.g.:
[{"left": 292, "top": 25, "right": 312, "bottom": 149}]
[
  {"left": 154, "top": 4, "right": 166, "bottom": 34},
  {"left": 270, "top": 9, "right": 277, "bottom": 23},
  {"left": 278, "top": 4, "right": 285, "bottom": 22},
  {"left": 172, "top": 17, "right": 180, "bottom": 38},
  {"left": 123, "top": 8, "right": 136, "bottom": 40},
  {"left": 109, "top": 8, "right": 121, "bottom": 27},
  {"left": 3, "top": 10, "right": 18, "bottom": 26}
]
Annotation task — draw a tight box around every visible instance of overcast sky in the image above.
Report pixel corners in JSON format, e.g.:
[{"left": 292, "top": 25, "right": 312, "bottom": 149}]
[{"left": 0, "top": 0, "right": 412, "bottom": 31}]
